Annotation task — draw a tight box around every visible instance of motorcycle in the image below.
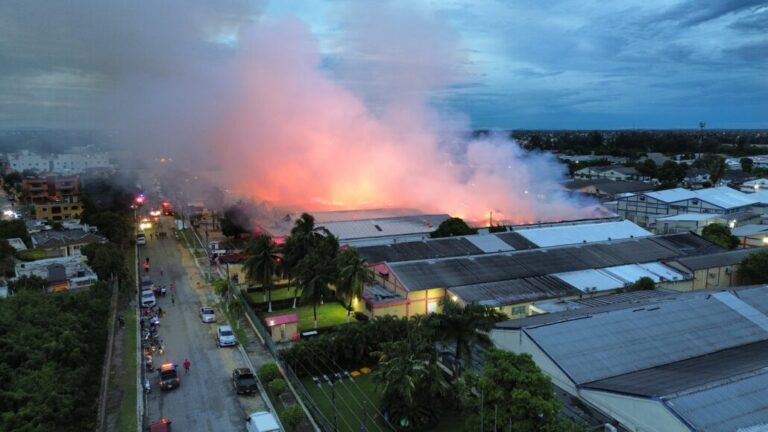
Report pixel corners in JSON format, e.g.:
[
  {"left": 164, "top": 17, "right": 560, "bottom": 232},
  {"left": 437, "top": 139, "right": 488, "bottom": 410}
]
[
  {"left": 144, "top": 378, "right": 151, "bottom": 393},
  {"left": 145, "top": 355, "right": 154, "bottom": 372}
]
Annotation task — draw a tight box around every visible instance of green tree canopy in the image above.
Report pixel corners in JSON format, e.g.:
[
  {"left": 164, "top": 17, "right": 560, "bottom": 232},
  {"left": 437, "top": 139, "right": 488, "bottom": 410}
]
[
  {"left": 87, "top": 212, "right": 130, "bottom": 244},
  {"left": 0, "top": 238, "right": 17, "bottom": 278},
  {"left": 334, "top": 248, "right": 374, "bottom": 318},
  {"left": 430, "top": 217, "right": 477, "bottom": 238},
  {"left": 635, "top": 159, "right": 658, "bottom": 178},
  {"left": 628, "top": 276, "right": 656, "bottom": 291},
  {"left": 464, "top": 349, "right": 573, "bottom": 432},
  {"left": 0, "top": 219, "right": 30, "bottom": 245},
  {"left": 702, "top": 223, "right": 739, "bottom": 250},
  {"left": 244, "top": 234, "right": 278, "bottom": 312},
  {"left": 739, "top": 250, "right": 768, "bottom": 284},
  {"left": 81, "top": 242, "right": 126, "bottom": 280},
  {"left": 9, "top": 274, "right": 48, "bottom": 294},
  {"left": 741, "top": 157, "right": 754, "bottom": 173},
  {"left": 657, "top": 161, "right": 687, "bottom": 184}
]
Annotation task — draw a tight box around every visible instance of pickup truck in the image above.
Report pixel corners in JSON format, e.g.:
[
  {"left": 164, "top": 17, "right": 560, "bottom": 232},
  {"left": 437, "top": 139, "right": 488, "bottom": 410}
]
[{"left": 232, "top": 368, "right": 259, "bottom": 395}]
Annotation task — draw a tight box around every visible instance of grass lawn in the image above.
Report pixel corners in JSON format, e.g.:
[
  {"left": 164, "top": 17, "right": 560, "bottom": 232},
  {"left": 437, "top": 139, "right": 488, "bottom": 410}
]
[
  {"left": 247, "top": 286, "right": 298, "bottom": 304},
  {"left": 263, "top": 302, "right": 351, "bottom": 331},
  {"left": 301, "top": 372, "right": 390, "bottom": 432},
  {"left": 176, "top": 229, "right": 206, "bottom": 258},
  {"left": 118, "top": 312, "right": 137, "bottom": 432}
]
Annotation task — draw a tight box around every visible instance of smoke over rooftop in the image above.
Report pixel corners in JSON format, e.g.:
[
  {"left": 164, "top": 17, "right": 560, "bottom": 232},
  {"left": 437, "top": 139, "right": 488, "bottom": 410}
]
[{"left": 3, "top": 0, "right": 597, "bottom": 223}]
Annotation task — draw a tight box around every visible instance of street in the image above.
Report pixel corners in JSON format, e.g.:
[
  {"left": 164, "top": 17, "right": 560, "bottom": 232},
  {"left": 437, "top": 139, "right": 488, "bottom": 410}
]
[{"left": 139, "top": 215, "right": 267, "bottom": 431}]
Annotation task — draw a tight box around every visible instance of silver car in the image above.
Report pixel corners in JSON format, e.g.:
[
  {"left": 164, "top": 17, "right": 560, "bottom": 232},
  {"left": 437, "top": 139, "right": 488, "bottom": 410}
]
[
  {"left": 217, "top": 325, "right": 237, "bottom": 347},
  {"left": 199, "top": 307, "right": 216, "bottom": 323}
]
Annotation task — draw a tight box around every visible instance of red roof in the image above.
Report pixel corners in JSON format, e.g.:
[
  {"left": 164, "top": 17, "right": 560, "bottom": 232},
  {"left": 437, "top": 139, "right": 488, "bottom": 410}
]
[{"left": 266, "top": 313, "right": 299, "bottom": 326}]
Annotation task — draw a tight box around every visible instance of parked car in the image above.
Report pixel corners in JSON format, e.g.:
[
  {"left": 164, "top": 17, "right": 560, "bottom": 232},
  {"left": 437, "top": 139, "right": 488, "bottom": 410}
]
[
  {"left": 141, "top": 290, "right": 156, "bottom": 308},
  {"left": 140, "top": 276, "right": 154, "bottom": 292},
  {"left": 199, "top": 307, "right": 216, "bottom": 323},
  {"left": 245, "top": 412, "right": 281, "bottom": 432},
  {"left": 232, "top": 368, "right": 259, "bottom": 395},
  {"left": 217, "top": 325, "right": 237, "bottom": 347},
  {"left": 149, "top": 418, "right": 172, "bottom": 432},
  {"left": 158, "top": 363, "right": 180, "bottom": 390},
  {"left": 137, "top": 232, "right": 146, "bottom": 245}
]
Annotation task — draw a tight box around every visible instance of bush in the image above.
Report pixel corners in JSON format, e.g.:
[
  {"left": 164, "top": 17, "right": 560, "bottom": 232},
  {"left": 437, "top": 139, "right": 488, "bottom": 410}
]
[
  {"left": 268, "top": 378, "right": 287, "bottom": 397},
  {"left": 354, "top": 311, "right": 369, "bottom": 322},
  {"left": 258, "top": 362, "right": 280, "bottom": 383},
  {"left": 16, "top": 248, "right": 48, "bottom": 261},
  {"left": 279, "top": 405, "right": 304, "bottom": 432}
]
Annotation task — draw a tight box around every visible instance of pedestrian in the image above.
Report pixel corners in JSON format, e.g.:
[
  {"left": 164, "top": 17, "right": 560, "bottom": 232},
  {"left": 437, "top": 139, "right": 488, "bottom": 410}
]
[
  {"left": 158, "top": 307, "right": 163, "bottom": 317},
  {"left": 183, "top": 358, "right": 191, "bottom": 375},
  {"left": 171, "top": 294, "right": 175, "bottom": 305}
]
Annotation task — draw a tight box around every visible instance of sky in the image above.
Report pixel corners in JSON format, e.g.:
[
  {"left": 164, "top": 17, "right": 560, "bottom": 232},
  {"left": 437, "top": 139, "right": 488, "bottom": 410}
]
[{"left": 0, "top": 0, "right": 766, "bottom": 130}]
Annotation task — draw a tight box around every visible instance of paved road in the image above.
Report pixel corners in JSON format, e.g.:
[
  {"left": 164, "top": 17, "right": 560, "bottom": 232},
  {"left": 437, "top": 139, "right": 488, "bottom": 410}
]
[{"left": 140, "top": 216, "right": 267, "bottom": 431}]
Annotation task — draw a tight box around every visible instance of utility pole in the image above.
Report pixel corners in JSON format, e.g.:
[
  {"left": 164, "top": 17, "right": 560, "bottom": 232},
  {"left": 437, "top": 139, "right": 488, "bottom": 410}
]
[
  {"left": 330, "top": 377, "right": 338, "bottom": 432},
  {"left": 360, "top": 400, "right": 368, "bottom": 432},
  {"left": 205, "top": 223, "right": 210, "bottom": 281},
  {"left": 697, "top": 121, "right": 706, "bottom": 160}
]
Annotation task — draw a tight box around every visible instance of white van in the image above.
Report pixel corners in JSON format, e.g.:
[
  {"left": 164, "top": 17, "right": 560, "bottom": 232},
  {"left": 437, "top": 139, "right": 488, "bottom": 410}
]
[
  {"left": 245, "top": 412, "right": 281, "bottom": 432},
  {"left": 137, "top": 232, "right": 146, "bottom": 245},
  {"left": 141, "top": 289, "right": 156, "bottom": 308}
]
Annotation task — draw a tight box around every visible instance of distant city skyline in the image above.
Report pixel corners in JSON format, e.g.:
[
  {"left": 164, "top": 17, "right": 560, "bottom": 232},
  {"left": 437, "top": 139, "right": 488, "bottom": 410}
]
[{"left": 0, "top": 0, "right": 766, "bottom": 130}]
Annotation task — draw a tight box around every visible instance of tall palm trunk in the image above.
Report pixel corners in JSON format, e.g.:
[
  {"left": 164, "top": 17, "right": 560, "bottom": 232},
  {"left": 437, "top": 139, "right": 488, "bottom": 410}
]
[
  {"left": 313, "top": 301, "right": 318, "bottom": 329},
  {"left": 267, "top": 284, "right": 272, "bottom": 313}
]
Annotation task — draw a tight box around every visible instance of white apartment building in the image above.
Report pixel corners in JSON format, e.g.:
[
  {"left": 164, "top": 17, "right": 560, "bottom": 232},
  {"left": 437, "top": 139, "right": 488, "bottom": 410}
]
[{"left": 6, "top": 149, "right": 111, "bottom": 174}]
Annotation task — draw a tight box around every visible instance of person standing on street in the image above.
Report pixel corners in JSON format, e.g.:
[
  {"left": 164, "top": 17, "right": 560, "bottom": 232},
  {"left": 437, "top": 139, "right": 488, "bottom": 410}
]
[{"left": 183, "top": 358, "right": 191, "bottom": 375}]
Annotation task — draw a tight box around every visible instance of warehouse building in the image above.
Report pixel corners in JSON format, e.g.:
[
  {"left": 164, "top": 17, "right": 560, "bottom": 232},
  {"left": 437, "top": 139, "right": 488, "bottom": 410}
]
[{"left": 491, "top": 285, "right": 768, "bottom": 432}]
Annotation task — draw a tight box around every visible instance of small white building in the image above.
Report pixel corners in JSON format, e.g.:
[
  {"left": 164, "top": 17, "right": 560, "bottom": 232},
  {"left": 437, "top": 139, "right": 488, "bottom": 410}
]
[
  {"left": 14, "top": 255, "right": 98, "bottom": 292},
  {"left": 740, "top": 178, "right": 768, "bottom": 193},
  {"left": 6, "top": 149, "right": 111, "bottom": 175}
]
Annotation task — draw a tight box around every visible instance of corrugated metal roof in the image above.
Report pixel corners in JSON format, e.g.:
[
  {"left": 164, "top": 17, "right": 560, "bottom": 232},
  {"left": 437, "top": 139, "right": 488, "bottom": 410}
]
[
  {"left": 357, "top": 237, "right": 483, "bottom": 264},
  {"left": 675, "top": 248, "right": 761, "bottom": 270},
  {"left": 552, "top": 269, "right": 626, "bottom": 292},
  {"left": 656, "top": 213, "right": 721, "bottom": 222},
  {"left": 665, "top": 369, "right": 768, "bottom": 432},
  {"left": 448, "top": 276, "right": 580, "bottom": 305},
  {"left": 524, "top": 291, "right": 768, "bottom": 384},
  {"left": 388, "top": 234, "right": 716, "bottom": 291},
  {"left": 645, "top": 187, "right": 758, "bottom": 209},
  {"left": 465, "top": 235, "right": 516, "bottom": 253},
  {"left": 494, "top": 232, "right": 539, "bottom": 250},
  {"left": 515, "top": 220, "right": 652, "bottom": 247},
  {"left": 319, "top": 214, "right": 449, "bottom": 240},
  {"left": 600, "top": 263, "right": 686, "bottom": 284},
  {"left": 732, "top": 224, "right": 768, "bottom": 236}
]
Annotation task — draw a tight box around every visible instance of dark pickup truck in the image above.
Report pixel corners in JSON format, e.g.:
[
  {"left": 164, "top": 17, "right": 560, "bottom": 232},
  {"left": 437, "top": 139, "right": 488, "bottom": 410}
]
[{"left": 232, "top": 368, "right": 259, "bottom": 395}]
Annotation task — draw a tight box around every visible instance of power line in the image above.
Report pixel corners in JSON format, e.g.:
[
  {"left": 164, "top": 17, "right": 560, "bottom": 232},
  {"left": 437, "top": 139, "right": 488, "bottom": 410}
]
[{"left": 295, "top": 361, "right": 359, "bottom": 432}]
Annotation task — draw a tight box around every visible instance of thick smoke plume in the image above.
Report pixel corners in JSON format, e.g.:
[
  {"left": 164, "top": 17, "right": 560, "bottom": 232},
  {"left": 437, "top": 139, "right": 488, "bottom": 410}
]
[{"left": 4, "top": 0, "right": 596, "bottom": 223}]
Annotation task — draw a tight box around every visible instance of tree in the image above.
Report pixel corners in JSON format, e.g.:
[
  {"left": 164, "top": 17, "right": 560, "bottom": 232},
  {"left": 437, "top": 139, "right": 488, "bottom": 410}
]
[
  {"left": 657, "top": 161, "right": 686, "bottom": 185},
  {"left": 0, "top": 219, "right": 30, "bottom": 244},
  {"left": 429, "top": 299, "right": 506, "bottom": 377},
  {"left": 739, "top": 250, "right": 768, "bottom": 284},
  {"left": 628, "top": 276, "right": 656, "bottom": 291},
  {"left": 88, "top": 212, "right": 130, "bottom": 244},
  {"left": 741, "top": 157, "right": 754, "bottom": 173},
  {"left": 279, "top": 405, "right": 304, "bottom": 432},
  {"left": 296, "top": 236, "right": 339, "bottom": 328},
  {"left": 9, "top": 275, "right": 47, "bottom": 294},
  {"left": 0, "top": 239, "right": 17, "bottom": 278},
  {"left": 465, "top": 349, "right": 569, "bottom": 432},
  {"left": 81, "top": 242, "right": 126, "bottom": 281},
  {"left": 635, "top": 159, "right": 657, "bottom": 179},
  {"left": 283, "top": 213, "right": 320, "bottom": 308},
  {"left": 334, "top": 248, "right": 374, "bottom": 321},
  {"left": 374, "top": 333, "right": 450, "bottom": 430},
  {"left": 244, "top": 234, "right": 278, "bottom": 312},
  {"left": 698, "top": 154, "right": 726, "bottom": 184},
  {"left": 702, "top": 223, "right": 739, "bottom": 250},
  {"left": 220, "top": 203, "right": 250, "bottom": 239},
  {"left": 430, "top": 217, "right": 477, "bottom": 238}
]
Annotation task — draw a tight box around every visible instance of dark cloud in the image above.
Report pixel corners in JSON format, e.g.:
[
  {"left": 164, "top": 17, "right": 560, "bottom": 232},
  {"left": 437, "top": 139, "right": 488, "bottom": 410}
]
[{"left": 656, "top": 0, "right": 765, "bottom": 26}]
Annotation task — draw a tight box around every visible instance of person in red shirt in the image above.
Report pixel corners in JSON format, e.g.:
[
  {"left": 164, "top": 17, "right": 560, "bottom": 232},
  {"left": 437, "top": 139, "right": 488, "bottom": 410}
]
[{"left": 183, "top": 358, "right": 191, "bottom": 374}]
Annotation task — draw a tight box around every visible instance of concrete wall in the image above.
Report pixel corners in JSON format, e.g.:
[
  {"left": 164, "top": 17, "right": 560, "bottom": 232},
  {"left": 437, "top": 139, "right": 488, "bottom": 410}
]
[{"left": 580, "top": 390, "right": 691, "bottom": 432}]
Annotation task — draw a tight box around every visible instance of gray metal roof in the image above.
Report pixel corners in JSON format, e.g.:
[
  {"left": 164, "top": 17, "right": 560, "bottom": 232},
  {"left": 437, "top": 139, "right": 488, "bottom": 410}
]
[
  {"left": 357, "top": 237, "right": 483, "bottom": 264},
  {"left": 447, "top": 276, "right": 580, "bottom": 306},
  {"left": 388, "top": 233, "right": 719, "bottom": 291},
  {"left": 675, "top": 248, "right": 761, "bottom": 270},
  {"left": 665, "top": 369, "right": 768, "bottom": 432},
  {"left": 582, "top": 339, "right": 768, "bottom": 397},
  {"left": 494, "top": 232, "right": 539, "bottom": 250},
  {"left": 524, "top": 291, "right": 768, "bottom": 384}
]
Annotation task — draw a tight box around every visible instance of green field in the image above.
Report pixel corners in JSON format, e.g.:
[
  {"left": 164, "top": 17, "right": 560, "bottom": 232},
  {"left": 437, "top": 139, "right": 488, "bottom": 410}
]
[
  {"left": 263, "top": 302, "right": 351, "bottom": 331},
  {"left": 247, "top": 286, "right": 298, "bottom": 304},
  {"left": 301, "top": 372, "right": 390, "bottom": 432}
]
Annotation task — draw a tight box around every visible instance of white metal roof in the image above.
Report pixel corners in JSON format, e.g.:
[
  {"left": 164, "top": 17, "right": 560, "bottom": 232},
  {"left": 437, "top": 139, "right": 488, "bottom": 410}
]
[
  {"left": 646, "top": 187, "right": 758, "bottom": 209},
  {"left": 319, "top": 214, "right": 448, "bottom": 241},
  {"left": 732, "top": 225, "right": 768, "bottom": 237},
  {"left": 656, "top": 213, "right": 721, "bottom": 222},
  {"left": 515, "top": 220, "right": 652, "bottom": 247},
  {"left": 552, "top": 269, "right": 626, "bottom": 292},
  {"left": 465, "top": 234, "right": 516, "bottom": 253}
]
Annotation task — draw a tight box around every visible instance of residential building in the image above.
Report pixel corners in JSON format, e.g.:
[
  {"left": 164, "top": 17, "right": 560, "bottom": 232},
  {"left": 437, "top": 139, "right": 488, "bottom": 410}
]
[
  {"left": 21, "top": 175, "right": 79, "bottom": 204},
  {"left": 31, "top": 229, "right": 107, "bottom": 257},
  {"left": 616, "top": 187, "right": 760, "bottom": 227},
  {"left": 7, "top": 149, "right": 111, "bottom": 175},
  {"left": 740, "top": 178, "right": 768, "bottom": 193},
  {"left": 14, "top": 255, "right": 98, "bottom": 292},
  {"left": 491, "top": 285, "right": 768, "bottom": 432},
  {"left": 681, "top": 168, "right": 710, "bottom": 188},
  {"left": 5, "top": 238, "right": 27, "bottom": 252},
  {"left": 33, "top": 197, "right": 83, "bottom": 221},
  {"left": 573, "top": 166, "right": 643, "bottom": 181},
  {"left": 664, "top": 248, "right": 763, "bottom": 291}
]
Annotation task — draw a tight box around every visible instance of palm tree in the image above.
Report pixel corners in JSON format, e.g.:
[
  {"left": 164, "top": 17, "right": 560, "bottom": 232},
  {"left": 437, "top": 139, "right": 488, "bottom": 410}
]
[
  {"left": 334, "top": 248, "right": 374, "bottom": 321},
  {"left": 374, "top": 333, "right": 449, "bottom": 429},
  {"left": 244, "top": 234, "right": 277, "bottom": 312},
  {"left": 283, "top": 213, "right": 318, "bottom": 308},
  {"left": 296, "top": 249, "right": 337, "bottom": 329},
  {"left": 432, "top": 299, "right": 506, "bottom": 377}
]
